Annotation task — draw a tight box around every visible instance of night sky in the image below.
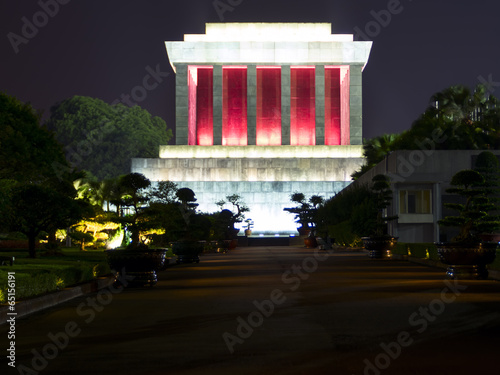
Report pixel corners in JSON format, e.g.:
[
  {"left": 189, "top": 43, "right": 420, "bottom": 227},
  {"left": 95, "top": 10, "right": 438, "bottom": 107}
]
[{"left": 1, "top": 0, "right": 499, "bottom": 142}]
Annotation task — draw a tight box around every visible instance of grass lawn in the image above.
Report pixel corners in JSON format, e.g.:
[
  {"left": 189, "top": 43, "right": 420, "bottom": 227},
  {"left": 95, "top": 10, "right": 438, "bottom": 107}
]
[{"left": 0, "top": 247, "right": 110, "bottom": 304}]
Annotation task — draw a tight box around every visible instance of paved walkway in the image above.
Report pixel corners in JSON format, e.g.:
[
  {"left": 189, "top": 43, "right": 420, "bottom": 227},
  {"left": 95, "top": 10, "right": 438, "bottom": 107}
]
[{"left": 2, "top": 246, "right": 500, "bottom": 375}]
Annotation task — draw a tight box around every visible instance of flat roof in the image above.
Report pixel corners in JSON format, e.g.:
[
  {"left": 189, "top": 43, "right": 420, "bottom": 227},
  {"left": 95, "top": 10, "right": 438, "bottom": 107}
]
[
  {"left": 165, "top": 23, "right": 372, "bottom": 73},
  {"left": 183, "top": 23, "right": 354, "bottom": 42}
]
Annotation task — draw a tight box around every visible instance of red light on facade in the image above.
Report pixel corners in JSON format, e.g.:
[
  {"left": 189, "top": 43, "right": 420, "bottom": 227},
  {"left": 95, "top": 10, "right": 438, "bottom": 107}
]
[
  {"left": 257, "top": 67, "right": 281, "bottom": 146},
  {"left": 196, "top": 67, "right": 214, "bottom": 146},
  {"left": 340, "top": 66, "right": 350, "bottom": 145},
  {"left": 325, "top": 67, "right": 341, "bottom": 145},
  {"left": 188, "top": 66, "right": 198, "bottom": 146},
  {"left": 290, "top": 66, "right": 316, "bottom": 146},
  {"left": 188, "top": 66, "right": 214, "bottom": 146},
  {"left": 223, "top": 66, "right": 248, "bottom": 146},
  {"left": 325, "top": 65, "right": 350, "bottom": 145}
]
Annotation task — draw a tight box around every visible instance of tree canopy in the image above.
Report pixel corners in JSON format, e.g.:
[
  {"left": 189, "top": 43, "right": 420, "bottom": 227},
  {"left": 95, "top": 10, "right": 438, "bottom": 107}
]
[
  {"left": 7, "top": 184, "right": 84, "bottom": 257},
  {"left": 0, "top": 92, "right": 84, "bottom": 255},
  {"left": 352, "top": 84, "right": 500, "bottom": 179},
  {"left": 45, "top": 96, "right": 172, "bottom": 180},
  {"left": 0, "top": 92, "right": 71, "bottom": 184}
]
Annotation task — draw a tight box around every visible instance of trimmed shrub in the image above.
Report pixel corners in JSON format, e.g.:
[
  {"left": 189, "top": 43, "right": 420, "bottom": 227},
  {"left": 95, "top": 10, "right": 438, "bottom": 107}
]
[
  {"left": 329, "top": 221, "right": 362, "bottom": 247},
  {"left": 486, "top": 250, "right": 500, "bottom": 271},
  {"left": 0, "top": 271, "right": 58, "bottom": 303},
  {"left": 0, "top": 262, "right": 99, "bottom": 304}
]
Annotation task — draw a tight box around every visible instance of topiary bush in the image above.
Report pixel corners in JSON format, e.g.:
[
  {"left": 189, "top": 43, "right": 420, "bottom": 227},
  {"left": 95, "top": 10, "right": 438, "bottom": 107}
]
[{"left": 0, "top": 262, "right": 98, "bottom": 303}]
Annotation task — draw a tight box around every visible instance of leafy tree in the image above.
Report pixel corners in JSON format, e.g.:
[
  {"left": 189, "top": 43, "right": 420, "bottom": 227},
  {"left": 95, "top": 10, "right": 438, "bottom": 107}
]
[
  {"left": 176, "top": 188, "right": 199, "bottom": 234},
  {"left": 212, "top": 209, "right": 235, "bottom": 241},
  {"left": 352, "top": 84, "right": 500, "bottom": 179},
  {"left": 370, "top": 175, "right": 398, "bottom": 237},
  {"left": 145, "top": 201, "right": 184, "bottom": 244},
  {"left": 7, "top": 185, "right": 84, "bottom": 258},
  {"left": 353, "top": 133, "right": 400, "bottom": 178},
  {"left": 473, "top": 152, "right": 500, "bottom": 235},
  {"left": 70, "top": 212, "right": 121, "bottom": 251},
  {"left": 0, "top": 93, "right": 83, "bottom": 253},
  {"left": 440, "top": 152, "right": 500, "bottom": 243},
  {"left": 0, "top": 92, "right": 73, "bottom": 184},
  {"left": 45, "top": 96, "right": 172, "bottom": 180},
  {"left": 317, "top": 184, "right": 377, "bottom": 241},
  {"left": 69, "top": 231, "right": 95, "bottom": 251},
  {"left": 438, "top": 170, "right": 489, "bottom": 243},
  {"left": 284, "top": 193, "right": 324, "bottom": 233},
  {"left": 216, "top": 194, "right": 249, "bottom": 235},
  {"left": 0, "top": 180, "right": 17, "bottom": 233},
  {"left": 149, "top": 181, "right": 178, "bottom": 204},
  {"left": 114, "top": 173, "right": 151, "bottom": 247},
  {"left": 283, "top": 192, "right": 309, "bottom": 229}
]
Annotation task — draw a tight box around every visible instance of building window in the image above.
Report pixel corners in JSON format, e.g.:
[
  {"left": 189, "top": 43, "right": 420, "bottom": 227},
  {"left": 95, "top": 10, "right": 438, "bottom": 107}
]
[{"left": 399, "top": 190, "right": 432, "bottom": 214}]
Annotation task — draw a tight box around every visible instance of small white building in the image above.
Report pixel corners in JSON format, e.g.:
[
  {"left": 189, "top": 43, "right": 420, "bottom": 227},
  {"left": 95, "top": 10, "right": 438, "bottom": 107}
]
[{"left": 351, "top": 150, "right": 500, "bottom": 243}]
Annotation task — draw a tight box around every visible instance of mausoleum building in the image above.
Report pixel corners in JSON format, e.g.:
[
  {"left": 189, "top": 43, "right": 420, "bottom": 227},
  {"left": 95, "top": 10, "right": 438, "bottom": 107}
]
[{"left": 132, "top": 23, "right": 373, "bottom": 234}]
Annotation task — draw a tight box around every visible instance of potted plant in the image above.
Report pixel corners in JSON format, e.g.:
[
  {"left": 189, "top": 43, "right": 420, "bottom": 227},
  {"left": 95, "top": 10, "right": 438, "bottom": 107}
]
[
  {"left": 284, "top": 193, "right": 324, "bottom": 248},
  {"left": 284, "top": 193, "right": 311, "bottom": 236},
  {"left": 361, "top": 174, "right": 398, "bottom": 259},
  {"left": 244, "top": 218, "right": 254, "bottom": 237},
  {"left": 171, "top": 187, "right": 206, "bottom": 264},
  {"left": 475, "top": 151, "right": 500, "bottom": 242},
  {"left": 437, "top": 152, "right": 500, "bottom": 279},
  {"left": 104, "top": 173, "right": 168, "bottom": 287},
  {"left": 215, "top": 194, "right": 249, "bottom": 249}
]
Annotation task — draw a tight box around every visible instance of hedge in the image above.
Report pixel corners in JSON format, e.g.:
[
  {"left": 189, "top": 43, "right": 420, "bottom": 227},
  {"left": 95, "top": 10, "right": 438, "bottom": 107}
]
[
  {"left": 328, "top": 221, "right": 362, "bottom": 247},
  {"left": 0, "top": 255, "right": 110, "bottom": 304}
]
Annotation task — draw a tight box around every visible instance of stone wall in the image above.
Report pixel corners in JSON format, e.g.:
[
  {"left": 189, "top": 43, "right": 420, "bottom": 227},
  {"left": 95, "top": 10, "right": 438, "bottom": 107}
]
[{"left": 132, "top": 146, "right": 364, "bottom": 234}]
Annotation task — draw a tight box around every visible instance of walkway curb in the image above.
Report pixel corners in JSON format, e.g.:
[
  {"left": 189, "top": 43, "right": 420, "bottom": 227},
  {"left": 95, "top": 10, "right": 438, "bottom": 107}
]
[
  {"left": 0, "top": 276, "right": 115, "bottom": 325},
  {"left": 392, "top": 254, "right": 500, "bottom": 281}
]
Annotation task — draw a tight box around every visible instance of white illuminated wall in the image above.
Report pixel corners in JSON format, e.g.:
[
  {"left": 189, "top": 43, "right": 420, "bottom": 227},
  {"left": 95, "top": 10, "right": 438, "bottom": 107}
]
[
  {"left": 132, "top": 146, "right": 364, "bottom": 234},
  {"left": 166, "top": 23, "right": 373, "bottom": 73}
]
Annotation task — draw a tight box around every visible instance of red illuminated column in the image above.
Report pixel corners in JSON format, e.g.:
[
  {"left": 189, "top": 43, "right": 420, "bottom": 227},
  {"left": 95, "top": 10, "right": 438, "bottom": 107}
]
[
  {"left": 188, "top": 66, "right": 214, "bottom": 146},
  {"left": 196, "top": 67, "right": 214, "bottom": 146},
  {"left": 187, "top": 66, "right": 198, "bottom": 146},
  {"left": 340, "top": 66, "right": 350, "bottom": 145},
  {"left": 325, "top": 67, "right": 341, "bottom": 145},
  {"left": 223, "top": 66, "right": 248, "bottom": 146},
  {"left": 290, "top": 67, "right": 316, "bottom": 146},
  {"left": 256, "top": 67, "right": 281, "bottom": 146},
  {"left": 325, "top": 66, "right": 350, "bottom": 145}
]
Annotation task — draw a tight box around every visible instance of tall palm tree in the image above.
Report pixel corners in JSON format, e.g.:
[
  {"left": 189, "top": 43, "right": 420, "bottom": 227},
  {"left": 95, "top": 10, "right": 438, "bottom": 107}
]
[{"left": 431, "top": 84, "right": 497, "bottom": 124}]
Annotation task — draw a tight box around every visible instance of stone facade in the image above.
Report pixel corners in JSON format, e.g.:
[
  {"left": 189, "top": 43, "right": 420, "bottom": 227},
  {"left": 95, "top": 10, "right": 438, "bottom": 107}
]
[
  {"left": 132, "top": 146, "right": 364, "bottom": 233},
  {"left": 131, "top": 23, "right": 372, "bottom": 234}
]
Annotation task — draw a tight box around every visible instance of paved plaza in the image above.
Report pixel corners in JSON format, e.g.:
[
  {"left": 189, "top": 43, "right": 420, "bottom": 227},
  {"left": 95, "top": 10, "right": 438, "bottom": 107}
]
[{"left": 2, "top": 246, "right": 500, "bottom": 374}]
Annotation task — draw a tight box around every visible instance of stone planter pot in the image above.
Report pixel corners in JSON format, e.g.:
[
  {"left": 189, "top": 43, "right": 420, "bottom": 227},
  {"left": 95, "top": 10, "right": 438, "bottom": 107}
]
[
  {"left": 362, "top": 236, "right": 397, "bottom": 259},
  {"left": 105, "top": 248, "right": 168, "bottom": 287},
  {"left": 436, "top": 242, "right": 498, "bottom": 279},
  {"left": 304, "top": 236, "right": 317, "bottom": 248},
  {"left": 229, "top": 239, "right": 238, "bottom": 250},
  {"left": 172, "top": 241, "right": 203, "bottom": 264},
  {"left": 297, "top": 227, "right": 311, "bottom": 237},
  {"left": 479, "top": 233, "right": 500, "bottom": 242}
]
